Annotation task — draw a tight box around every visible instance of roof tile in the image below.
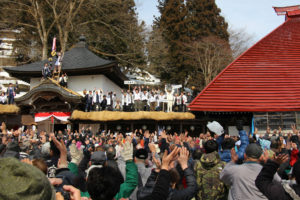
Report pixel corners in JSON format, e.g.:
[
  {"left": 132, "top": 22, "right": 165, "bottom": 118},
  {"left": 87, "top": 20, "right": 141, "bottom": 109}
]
[{"left": 189, "top": 15, "right": 300, "bottom": 112}]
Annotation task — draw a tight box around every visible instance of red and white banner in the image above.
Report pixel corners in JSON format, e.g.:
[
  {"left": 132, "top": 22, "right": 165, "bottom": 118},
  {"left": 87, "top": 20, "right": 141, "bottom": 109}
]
[
  {"left": 35, "top": 112, "right": 71, "bottom": 123},
  {"left": 52, "top": 37, "right": 56, "bottom": 52}
]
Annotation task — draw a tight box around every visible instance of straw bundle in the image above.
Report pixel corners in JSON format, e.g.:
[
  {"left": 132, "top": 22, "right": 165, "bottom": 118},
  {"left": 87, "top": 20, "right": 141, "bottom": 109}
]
[
  {"left": 0, "top": 104, "right": 20, "bottom": 114},
  {"left": 71, "top": 110, "right": 195, "bottom": 121}
]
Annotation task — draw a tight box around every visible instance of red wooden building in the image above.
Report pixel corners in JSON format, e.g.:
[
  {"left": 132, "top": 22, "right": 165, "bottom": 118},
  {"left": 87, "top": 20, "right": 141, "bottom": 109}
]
[{"left": 188, "top": 5, "right": 300, "bottom": 133}]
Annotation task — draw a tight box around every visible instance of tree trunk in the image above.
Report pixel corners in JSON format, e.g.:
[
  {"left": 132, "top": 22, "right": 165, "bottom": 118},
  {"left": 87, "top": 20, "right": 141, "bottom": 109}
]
[
  {"left": 61, "top": 31, "right": 69, "bottom": 53},
  {"left": 41, "top": 39, "right": 48, "bottom": 60}
]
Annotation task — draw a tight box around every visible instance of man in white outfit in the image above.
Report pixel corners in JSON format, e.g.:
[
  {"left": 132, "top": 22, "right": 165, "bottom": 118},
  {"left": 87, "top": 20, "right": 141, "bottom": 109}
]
[
  {"left": 165, "top": 86, "right": 173, "bottom": 112},
  {"left": 133, "top": 89, "right": 141, "bottom": 111}
]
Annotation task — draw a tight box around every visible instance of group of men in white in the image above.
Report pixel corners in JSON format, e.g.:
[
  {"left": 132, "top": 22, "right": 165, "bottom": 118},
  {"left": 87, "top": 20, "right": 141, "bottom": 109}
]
[{"left": 84, "top": 85, "right": 192, "bottom": 112}]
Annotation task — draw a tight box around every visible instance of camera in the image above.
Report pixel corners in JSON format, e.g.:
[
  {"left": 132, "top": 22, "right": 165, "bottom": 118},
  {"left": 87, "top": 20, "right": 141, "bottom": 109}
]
[
  {"left": 54, "top": 176, "right": 71, "bottom": 200},
  {"left": 55, "top": 184, "right": 70, "bottom": 200}
]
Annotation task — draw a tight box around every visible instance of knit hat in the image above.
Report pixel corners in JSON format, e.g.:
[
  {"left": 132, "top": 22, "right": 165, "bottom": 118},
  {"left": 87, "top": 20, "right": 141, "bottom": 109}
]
[
  {"left": 134, "top": 148, "right": 148, "bottom": 160},
  {"left": 0, "top": 157, "right": 55, "bottom": 200},
  {"left": 3, "top": 141, "right": 20, "bottom": 159},
  {"left": 91, "top": 151, "right": 106, "bottom": 165},
  {"left": 245, "top": 143, "right": 263, "bottom": 159}
]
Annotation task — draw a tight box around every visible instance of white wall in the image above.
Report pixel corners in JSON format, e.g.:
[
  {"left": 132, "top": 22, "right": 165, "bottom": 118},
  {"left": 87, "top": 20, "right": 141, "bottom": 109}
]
[
  {"left": 30, "top": 78, "right": 40, "bottom": 89},
  {"left": 30, "top": 74, "right": 122, "bottom": 99}
]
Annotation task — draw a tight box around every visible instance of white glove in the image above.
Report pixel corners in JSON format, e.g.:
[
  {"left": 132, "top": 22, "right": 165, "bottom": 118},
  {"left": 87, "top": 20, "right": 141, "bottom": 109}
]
[{"left": 121, "top": 141, "right": 133, "bottom": 161}]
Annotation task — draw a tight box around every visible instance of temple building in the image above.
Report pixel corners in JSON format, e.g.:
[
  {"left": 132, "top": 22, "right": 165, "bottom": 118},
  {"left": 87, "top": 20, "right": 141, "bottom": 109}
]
[
  {"left": 5, "top": 36, "right": 126, "bottom": 95},
  {"left": 4, "top": 36, "right": 127, "bottom": 132},
  {"left": 4, "top": 36, "right": 197, "bottom": 134},
  {"left": 188, "top": 5, "right": 300, "bottom": 134}
]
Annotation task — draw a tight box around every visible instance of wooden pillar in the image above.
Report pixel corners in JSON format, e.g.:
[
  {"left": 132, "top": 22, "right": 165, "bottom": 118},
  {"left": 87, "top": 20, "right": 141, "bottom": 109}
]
[
  {"left": 180, "top": 121, "right": 183, "bottom": 133},
  {"left": 131, "top": 122, "right": 134, "bottom": 132},
  {"left": 104, "top": 123, "right": 107, "bottom": 132}
]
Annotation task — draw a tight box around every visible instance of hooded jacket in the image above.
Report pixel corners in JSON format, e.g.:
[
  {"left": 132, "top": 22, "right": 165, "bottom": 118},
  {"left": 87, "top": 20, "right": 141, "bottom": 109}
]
[
  {"left": 194, "top": 151, "right": 227, "bottom": 200},
  {"left": 219, "top": 149, "right": 232, "bottom": 163}
]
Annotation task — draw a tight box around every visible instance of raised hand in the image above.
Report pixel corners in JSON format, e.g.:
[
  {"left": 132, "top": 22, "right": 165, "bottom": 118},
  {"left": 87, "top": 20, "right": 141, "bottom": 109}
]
[
  {"left": 178, "top": 147, "right": 189, "bottom": 170},
  {"left": 292, "top": 142, "right": 298, "bottom": 150},
  {"left": 144, "top": 131, "right": 150, "bottom": 139},
  {"left": 292, "top": 124, "right": 298, "bottom": 134},
  {"left": 278, "top": 126, "right": 282, "bottom": 134},
  {"left": 121, "top": 136, "right": 133, "bottom": 161},
  {"left": 152, "top": 154, "right": 161, "bottom": 170},
  {"left": 267, "top": 126, "right": 271, "bottom": 134},
  {"left": 63, "top": 185, "right": 81, "bottom": 200},
  {"left": 51, "top": 134, "right": 68, "bottom": 168},
  {"left": 260, "top": 149, "right": 269, "bottom": 164},
  {"left": 149, "top": 143, "right": 156, "bottom": 154},
  {"left": 161, "top": 147, "right": 180, "bottom": 170},
  {"left": 161, "top": 130, "right": 167, "bottom": 139},
  {"left": 273, "top": 154, "right": 289, "bottom": 165}
]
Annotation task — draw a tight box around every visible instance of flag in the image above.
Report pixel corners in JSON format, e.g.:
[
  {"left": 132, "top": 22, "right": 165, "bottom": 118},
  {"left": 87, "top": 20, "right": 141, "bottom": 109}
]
[
  {"left": 52, "top": 37, "right": 56, "bottom": 52},
  {"left": 51, "top": 37, "right": 56, "bottom": 57}
]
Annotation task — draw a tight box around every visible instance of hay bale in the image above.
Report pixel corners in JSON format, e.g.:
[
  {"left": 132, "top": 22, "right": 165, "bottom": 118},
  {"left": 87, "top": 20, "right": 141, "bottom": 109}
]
[
  {"left": 71, "top": 110, "right": 195, "bottom": 121},
  {"left": 0, "top": 104, "right": 20, "bottom": 114}
]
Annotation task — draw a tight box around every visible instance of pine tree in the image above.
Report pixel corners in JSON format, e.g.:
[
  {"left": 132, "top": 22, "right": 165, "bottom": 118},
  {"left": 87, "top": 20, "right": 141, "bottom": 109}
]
[
  {"left": 154, "top": 0, "right": 191, "bottom": 86},
  {"left": 77, "top": 0, "right": 146, "bottom": 71},
  {"left": 186, "top": 0, "right": 229, "bottom": 41},
  {"left": 151, "top": 0, "right": 230, "bottom": 88},
  {"left": 183, "top": 0, "right": 231, "bottom": 89}
]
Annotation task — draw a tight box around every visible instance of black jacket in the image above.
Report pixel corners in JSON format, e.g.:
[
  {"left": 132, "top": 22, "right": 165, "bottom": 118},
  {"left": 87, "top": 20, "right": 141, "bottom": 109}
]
[
  {"left": 137, "top": 168, "right": 197, "bottom": 200},
  {"left": 138, "top": 169, "right": 171, "bottom": 200},
  {"left": 170, "top": 167, "right": 197, "bottom": 200},
  {"left": 100, "top": 99, "right": 107, "bottom": 109},
  {"left": 255, "top": 160, "right": 300, "bottom": 200}
]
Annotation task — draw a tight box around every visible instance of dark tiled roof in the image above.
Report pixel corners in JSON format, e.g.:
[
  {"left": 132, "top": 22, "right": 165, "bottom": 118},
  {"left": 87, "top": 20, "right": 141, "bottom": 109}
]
[
  {"left": 5, "top": 41, "right": 114, "bottom": 72},
  {"left": 189, "top": 9, "right": 300, "bottom": 112},
  {"left": 4, "top": 40, "right": 127, "bottom": 87}
]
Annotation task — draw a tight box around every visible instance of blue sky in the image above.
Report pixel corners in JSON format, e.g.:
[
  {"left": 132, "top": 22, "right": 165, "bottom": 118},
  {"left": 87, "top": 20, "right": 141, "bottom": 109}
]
[{"left": 134, "top": 0, "right": 300, "bottom": 44}]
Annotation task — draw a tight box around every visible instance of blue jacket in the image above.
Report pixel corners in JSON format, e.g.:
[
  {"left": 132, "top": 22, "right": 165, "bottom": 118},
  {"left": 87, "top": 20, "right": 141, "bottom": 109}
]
[
  {"left": 236, "top": 130, "right": 249, "bottom": 160},
  {"left": 219, "top": 149, "right": 231, "bottom": 163},
  {"left": 217, "top": 130, "right": 249, "bottom": 162}
]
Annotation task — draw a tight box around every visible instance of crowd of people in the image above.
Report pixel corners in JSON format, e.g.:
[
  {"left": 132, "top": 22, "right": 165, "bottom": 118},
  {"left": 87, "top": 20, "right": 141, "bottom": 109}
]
[
  {"left": 1, "top": 120, "right": 300, "bottom": 200},
  {"left": 84, "top": 86, "right": 193, "bottom": 112},
  {"left": 0, "top": 82, "right": 18, "bottom": 105}
]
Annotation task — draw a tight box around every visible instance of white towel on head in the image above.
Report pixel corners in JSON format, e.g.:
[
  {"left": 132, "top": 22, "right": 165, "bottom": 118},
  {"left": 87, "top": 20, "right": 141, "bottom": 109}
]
[{"left": 207, "top": 121, "right": 224, "bottom": 136}]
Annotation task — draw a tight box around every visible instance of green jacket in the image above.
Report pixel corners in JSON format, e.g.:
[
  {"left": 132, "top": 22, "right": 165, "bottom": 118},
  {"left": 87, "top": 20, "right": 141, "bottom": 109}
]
[{"left": 115, "top": 160, "right": 138, "bottom": 200}]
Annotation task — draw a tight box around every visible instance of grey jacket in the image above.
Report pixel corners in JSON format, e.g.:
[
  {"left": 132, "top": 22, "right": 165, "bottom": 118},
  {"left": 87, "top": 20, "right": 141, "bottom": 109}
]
[
  {"left": 130, "top": 162, "right": 152, "bottom": 200},
  {"left": 220, "top": 161, "right": 281, "bottom": 200}
]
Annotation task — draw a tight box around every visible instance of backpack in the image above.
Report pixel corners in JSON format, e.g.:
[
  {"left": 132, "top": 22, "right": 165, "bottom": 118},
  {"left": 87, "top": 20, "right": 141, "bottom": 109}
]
[{"left": 194, "top": 160, "right": 228, "bottom": 200}]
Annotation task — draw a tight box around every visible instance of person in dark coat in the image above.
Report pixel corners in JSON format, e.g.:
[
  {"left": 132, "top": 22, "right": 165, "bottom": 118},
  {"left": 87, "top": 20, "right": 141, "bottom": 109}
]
[
  {"left": 100, "top": 95, "right": 107, "bottom": 111},
  {"left": 6, "top": 83, "right": 16, "bottom": 104},
  {"left": 42, "top": 63, "right": 51, "bottom": 79},
  {"left": 138, "top": 147, "right": 181, "bottom": 200},
  {"left": 85, "top": 91, "right": 93, "bottom": 112},
  {"left": 138, "top": 147, "right": 197, "bottom": 200},
  {"left": 256, "top": 154, "right": 300, "bottom": 200}
]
